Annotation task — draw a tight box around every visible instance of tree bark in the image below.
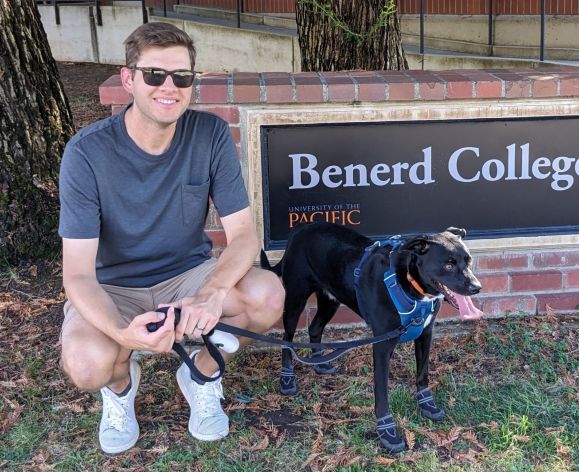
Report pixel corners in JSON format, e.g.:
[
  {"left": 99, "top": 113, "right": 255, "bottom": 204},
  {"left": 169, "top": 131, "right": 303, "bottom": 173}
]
[
  {"left": 0, "top": 0, "right": 74, "bottom": 264},
  {"left": 296, "top": 0, "right": 408, "bottom": 71}
]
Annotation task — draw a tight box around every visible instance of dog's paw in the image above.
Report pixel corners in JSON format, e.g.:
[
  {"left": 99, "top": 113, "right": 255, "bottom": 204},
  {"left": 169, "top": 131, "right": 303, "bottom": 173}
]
[
  {"left": 420, "top": 407, "right": 446, "bottom": 421},
  {"left": 280, "top": 367, "right": 297, "bottom": 396},
  {"left": 314, "top": 362, "right": 337, "bottom": 375},
  {"left": 416, "top": 387, "right": 447, "bottom": 421},
  {"left": 376, "top": 414, "right": 406, "bottom": 453}
]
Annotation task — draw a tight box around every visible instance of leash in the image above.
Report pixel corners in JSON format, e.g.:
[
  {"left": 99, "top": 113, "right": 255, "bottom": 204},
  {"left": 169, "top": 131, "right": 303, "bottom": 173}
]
[
  {"left": 147, "top": 307, "right": 416, "bottom": 383},
  {"left": 147, "top": 307, "right": 227, "bottom": 385}
]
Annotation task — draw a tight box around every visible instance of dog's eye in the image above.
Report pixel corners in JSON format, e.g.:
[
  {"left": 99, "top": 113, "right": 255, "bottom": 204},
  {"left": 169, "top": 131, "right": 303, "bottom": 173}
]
[{"left": 444, "top": 262, "right": 455, "bottom": 271}]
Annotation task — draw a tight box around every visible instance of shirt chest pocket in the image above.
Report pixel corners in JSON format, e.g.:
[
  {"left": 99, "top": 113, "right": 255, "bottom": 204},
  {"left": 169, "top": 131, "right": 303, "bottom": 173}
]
[{"left": 182, "top": 181, "right": 210, "bottom": 225}]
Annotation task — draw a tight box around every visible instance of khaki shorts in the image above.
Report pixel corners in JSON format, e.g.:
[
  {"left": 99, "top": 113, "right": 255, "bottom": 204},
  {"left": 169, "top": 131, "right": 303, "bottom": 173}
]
[{"left": 61, "top": 258, "right": 218, "bottom": 334}]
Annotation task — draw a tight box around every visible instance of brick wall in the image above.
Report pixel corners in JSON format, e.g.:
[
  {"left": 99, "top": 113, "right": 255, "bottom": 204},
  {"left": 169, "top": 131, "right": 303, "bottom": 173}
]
[{"left": 100, "top": 67, "right": 579, "bottom": 323}]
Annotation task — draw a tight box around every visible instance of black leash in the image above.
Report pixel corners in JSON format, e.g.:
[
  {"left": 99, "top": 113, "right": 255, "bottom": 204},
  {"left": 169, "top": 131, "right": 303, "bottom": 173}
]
[
  {"left": 148, "top": 307, "right": 414, "bottom": 383},
  {"left": 214, "top": 322, "right": 410, "bottom": 365},
  {"left": 147, "top": 307, "right": 225, "bottom": 384}
]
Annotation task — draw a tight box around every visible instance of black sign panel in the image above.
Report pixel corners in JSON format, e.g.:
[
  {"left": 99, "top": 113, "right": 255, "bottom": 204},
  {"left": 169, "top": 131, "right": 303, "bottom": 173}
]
[{"left": 261, "top": 117, "right": 579, "bottom": 249}]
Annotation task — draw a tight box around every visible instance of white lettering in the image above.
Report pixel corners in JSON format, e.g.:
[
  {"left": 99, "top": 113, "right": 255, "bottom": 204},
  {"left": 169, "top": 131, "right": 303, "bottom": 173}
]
[
  {"left": 289, "top": 144, "right": 579, "bottom": 192},
  {"left": 391, "top": 162, "right": 409, "bottom": 185},
  {"left": 505, "top": 143, "right": 517, "bottom": 180},
  {"left": 520, "top": 143, "right": 531, "bottom": 179},
  {"left": 551, "top": 156, "right": 575, "bottom": 191},
  {"left": 409, "top": 147, "right": 435, "bottom": 184},
  {"left": 322, "top": 165, "right": 343, "bottom": 188},
  {"left": 481, "top": 159, "right": 505, "bottom": 182},
  {"left": 532, "top": 157, "right": 551, "bottom": 179},
  {"left": 344, "top": 164, "right": 369, "bottom": 187},
  {"left": 448, "top": 147, "right": 480, "bottom": 182},
  {"left": 289, "top": 154, "right": 319, "bottom": 189},
  {"left": 370, "top": 163, "right": 390, "bottom": 185}
]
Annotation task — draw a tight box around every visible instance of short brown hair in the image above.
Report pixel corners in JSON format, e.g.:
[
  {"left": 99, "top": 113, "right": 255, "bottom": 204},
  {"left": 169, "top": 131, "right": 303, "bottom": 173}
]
[{"left": 124, "top": 22, "right": 196, "bottom": 70}]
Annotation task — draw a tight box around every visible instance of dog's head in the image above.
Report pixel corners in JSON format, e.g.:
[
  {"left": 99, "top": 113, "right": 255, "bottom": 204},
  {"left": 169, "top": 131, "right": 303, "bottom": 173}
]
[{"left": 400, "top": 227, "right": 481, "bottom": 304}]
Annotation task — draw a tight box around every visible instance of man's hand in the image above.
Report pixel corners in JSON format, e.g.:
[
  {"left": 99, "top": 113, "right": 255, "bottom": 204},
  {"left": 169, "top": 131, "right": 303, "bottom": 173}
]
[
  {"left": 117, "top": 308, "right": 177, "bottom": 352},
  {"left": 160, "top": 288, "right": 227, "bottom": 342}
]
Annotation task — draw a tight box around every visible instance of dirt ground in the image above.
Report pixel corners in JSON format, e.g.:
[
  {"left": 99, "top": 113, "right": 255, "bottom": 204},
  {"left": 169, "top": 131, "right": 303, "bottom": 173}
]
[{"left": 57, "top": 61, "right": 121, "bottom": 129}]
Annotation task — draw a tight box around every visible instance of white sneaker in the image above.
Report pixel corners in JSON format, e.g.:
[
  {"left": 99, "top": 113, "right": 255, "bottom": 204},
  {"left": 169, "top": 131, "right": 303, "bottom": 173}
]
[
  {"left": 99, "top": 359, "right": 140, "bottom": 454},
  {"left": 176, "top": 349, "right": 229, "bottom": 441}
]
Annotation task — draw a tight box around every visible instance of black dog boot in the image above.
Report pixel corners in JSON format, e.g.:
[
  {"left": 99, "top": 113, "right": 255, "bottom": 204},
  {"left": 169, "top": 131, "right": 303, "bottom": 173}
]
[
  {"left": 311, "top": 350, "right": 337, "bottom": 375},
  {"left": 376, "top": 414, "right": 406, "bottom": 453},
  {"left": 280, "top": 366, "right": 297, "bottom": 396},
  {"left": 416, "top": 387, "right": 446, "bottom": 421}
]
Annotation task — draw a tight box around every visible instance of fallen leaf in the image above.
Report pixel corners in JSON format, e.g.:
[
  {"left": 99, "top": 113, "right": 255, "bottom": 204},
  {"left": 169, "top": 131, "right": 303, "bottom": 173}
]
[
  {"left": 376, "top": 456, "right": 396, "bottom": 466},
  {"left": 556, "top": 438, "right": 572, "bottom": 456},
  {"left": 302, "top": 452, "right": 320, "bottom": 469},
  {"left": 405, "top": 430, "right": 416, "bottom": 450},
  {"left": 249, "top": 434, "right": 269, "bottom": 451},
  {"left": 275, "top": 430, "right": 286, "bottom": 448}
]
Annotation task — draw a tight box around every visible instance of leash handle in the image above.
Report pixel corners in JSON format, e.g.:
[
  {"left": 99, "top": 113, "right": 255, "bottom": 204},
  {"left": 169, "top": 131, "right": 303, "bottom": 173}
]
[
  {"left": 146, "top": 307, "right": 239, "bottom": 353},
  {"left": 146, "top": 307, "right": 237, "bottom": 383}
]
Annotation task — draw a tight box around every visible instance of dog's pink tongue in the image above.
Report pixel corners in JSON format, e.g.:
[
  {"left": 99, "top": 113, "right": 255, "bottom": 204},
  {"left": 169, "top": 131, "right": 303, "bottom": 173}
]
[{"left": 454, "top": 292, "right": 484, "bottom": 320}]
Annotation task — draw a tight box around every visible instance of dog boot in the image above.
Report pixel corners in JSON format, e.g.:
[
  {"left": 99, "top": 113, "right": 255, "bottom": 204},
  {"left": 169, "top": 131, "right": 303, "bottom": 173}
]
[
  {"left": 416, "top": 387, "right": 446, "bottom": 421},
  {"left": 311, "top": 350, "right": 337, "bottom": 375},
  {"left": 280, "top": 366, "right": 297, "bottom": 396},
  {"left": 376, "top": 414, "right": 406, "bottom": 453}
]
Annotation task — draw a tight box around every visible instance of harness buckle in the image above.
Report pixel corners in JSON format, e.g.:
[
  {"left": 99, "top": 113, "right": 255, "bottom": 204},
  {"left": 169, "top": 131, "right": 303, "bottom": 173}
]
[{"left": 409, "top": 317, "right": 424, "bottom": 327}]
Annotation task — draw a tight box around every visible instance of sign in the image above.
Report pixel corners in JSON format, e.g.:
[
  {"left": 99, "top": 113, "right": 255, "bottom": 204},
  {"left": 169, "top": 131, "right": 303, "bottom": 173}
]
[{"left": 260, "top": 117, "right": 579, "bottom": 249}]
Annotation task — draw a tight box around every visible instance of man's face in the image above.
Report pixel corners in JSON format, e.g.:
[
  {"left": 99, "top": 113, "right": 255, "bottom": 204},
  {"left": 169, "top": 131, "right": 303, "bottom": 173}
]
[{"left": 120, "top": 45, "right": 193, "bottom": 128}]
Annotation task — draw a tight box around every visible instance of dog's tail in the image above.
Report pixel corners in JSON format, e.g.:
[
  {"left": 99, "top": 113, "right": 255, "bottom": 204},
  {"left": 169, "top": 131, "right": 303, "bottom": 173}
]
[{"left": 260, "top": 249, "right": 283, "bottom": 276}]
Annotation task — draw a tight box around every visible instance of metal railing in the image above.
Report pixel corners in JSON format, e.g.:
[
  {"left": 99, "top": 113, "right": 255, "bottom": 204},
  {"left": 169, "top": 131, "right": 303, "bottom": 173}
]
[
  {"left": 419, "top": 0, "right": 548, "bottom": 62},
  {"left": 93, "top": 0, "right": 552, "bottom": 62},
  {"left": 37, "top": 0, "right": 148, "bottom": 26},
  {"left": 152, "top": 0, "right": 244, "bottom": 27}
]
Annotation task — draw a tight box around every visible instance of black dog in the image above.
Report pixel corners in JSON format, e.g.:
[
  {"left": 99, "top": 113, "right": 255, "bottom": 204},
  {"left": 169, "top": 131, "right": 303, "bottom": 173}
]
[{"left": 261, "top": 222, "right": 482, "bottom": 453}]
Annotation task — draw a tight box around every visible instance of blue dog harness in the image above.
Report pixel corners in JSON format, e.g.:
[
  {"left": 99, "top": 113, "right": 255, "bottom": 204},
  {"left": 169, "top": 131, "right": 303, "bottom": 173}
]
[{"left": 353, "top": 237, "right": 443, "bottom": 343}]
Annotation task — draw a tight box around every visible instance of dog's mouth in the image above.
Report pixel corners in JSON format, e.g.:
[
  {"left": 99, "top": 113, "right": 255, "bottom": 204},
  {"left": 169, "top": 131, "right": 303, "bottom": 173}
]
[{"left": 435, "top": 282, "right": 484, "bottom": 320}]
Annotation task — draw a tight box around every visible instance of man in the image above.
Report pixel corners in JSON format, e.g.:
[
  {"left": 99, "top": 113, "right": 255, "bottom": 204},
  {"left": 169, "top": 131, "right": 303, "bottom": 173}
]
[{"left": 59, "top": 22, "right": 284, "bottom": 454}]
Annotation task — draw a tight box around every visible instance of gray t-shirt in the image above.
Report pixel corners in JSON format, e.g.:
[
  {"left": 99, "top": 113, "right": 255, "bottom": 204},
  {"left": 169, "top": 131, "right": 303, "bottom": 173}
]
[{"left": 59, "top": 108, "right": 249, "bottom": 288}]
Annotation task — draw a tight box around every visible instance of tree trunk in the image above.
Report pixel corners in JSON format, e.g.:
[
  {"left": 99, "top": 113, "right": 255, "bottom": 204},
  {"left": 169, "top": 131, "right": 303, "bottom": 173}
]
[
  {"left": 296, "top": 0, "right": 408, "bottom": 71},
  {"left": 0, "top": 0, "right": 74, "bottom": 264}
]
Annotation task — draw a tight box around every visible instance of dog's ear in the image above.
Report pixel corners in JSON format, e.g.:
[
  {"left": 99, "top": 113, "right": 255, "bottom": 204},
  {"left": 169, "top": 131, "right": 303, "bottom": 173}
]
[
  {"left": 404, "top": 237, "right": 430, "bottom": 255},
  {"left": 445, "top": 227, "right": 466, "bottom": 239}
]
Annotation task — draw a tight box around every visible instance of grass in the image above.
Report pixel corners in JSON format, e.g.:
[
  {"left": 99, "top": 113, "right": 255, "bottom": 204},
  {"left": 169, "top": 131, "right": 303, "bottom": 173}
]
[{"left": 0, "top": 265, "right": 578, "bottom": 471}]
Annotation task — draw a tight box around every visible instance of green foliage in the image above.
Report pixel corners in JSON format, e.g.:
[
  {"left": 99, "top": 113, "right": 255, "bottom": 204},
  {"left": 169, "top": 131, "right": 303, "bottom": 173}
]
[{"left": 298, "top": 0, "right": 397, "bottom": 46}]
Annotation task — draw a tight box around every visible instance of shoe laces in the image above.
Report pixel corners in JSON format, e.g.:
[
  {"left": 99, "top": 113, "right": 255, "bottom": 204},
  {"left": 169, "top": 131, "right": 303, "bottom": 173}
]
[
  {"left": 193, "top": 378, "right": 225, "bottom": 416},
  {"left": 102, "top": 390, "right": 131, "bottom": 432}
]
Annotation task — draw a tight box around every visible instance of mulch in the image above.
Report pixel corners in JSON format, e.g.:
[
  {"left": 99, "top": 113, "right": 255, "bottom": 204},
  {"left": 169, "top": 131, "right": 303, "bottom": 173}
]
[{"left": 57, "top": 62, "right": 120, "bottom": 129}]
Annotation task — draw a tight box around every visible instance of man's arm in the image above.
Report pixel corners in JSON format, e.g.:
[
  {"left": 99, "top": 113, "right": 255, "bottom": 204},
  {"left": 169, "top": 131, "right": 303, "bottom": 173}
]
[
  {"left": 170, "top": 206, "right": 259, "bottom": 339},
  {"left": 62, "top": 238, "right": 176, "bottom": 351}
]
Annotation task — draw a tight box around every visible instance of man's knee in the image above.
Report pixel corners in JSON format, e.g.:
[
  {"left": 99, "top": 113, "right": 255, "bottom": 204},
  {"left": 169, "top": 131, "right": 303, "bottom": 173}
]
[
  {"left": 243, "top": 271, "right": 284, "bottom": 334},
  {"left": 61, "top": 346, "right": 116, "bottom": 392},
  {"left": 254, "top": 270, "right": 285, "bottom": 316}
]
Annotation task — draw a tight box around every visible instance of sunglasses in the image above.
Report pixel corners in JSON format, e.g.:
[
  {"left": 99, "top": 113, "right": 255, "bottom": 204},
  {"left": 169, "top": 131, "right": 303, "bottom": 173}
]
[{"left": 131, "top": 66, "right": 195, "bottom": 88}]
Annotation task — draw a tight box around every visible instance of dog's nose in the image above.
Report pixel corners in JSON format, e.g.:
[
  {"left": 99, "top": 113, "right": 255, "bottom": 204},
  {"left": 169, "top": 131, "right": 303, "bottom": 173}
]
[{"left": 468, "top": 280, "right": 482, "bottom": 295}]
